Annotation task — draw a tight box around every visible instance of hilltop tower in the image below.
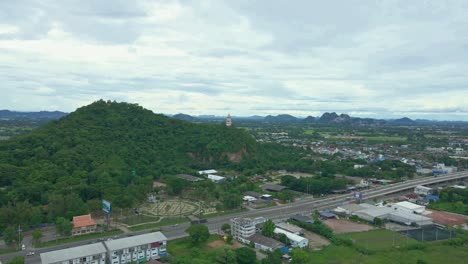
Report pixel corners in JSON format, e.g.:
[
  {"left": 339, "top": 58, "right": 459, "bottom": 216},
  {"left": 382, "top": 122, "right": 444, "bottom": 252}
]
[{"left": 226, "top": 114, "right": 232, "bottom": 127}]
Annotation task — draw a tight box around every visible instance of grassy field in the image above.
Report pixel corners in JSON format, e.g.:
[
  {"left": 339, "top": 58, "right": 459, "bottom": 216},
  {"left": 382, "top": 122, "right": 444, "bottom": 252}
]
[
  {"left": 364, "top": 136, "right": 407, "bottom": 143},
  {"left": 338, "top": 229, "right": 418, "bottom": 251},
  {"left": 0, "top": 247, "right": 19, "bottom": 256},
  {"left": 128, "top": 217, "right": 189, "bottom": 232},
  {"left": 168, "top": 235, "right": 234, "bottom": 263},
  {"left": 309, "top": 243, "right": 468, "bottom": 264},
  {"left": 120, "top": 215, "right": 160, "bottom": 226},
  {"left": 38, "top": 230, "right": 123, "bottom": 248},
  {"left": 203, "top": 208, "right": 246, "bottom": 218}
]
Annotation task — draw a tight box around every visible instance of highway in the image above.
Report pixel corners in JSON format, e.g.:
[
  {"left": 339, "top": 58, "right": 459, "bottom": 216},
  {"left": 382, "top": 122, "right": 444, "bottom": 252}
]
[{"left": 2, "top": 170, "right": 466, "bottom": 264}]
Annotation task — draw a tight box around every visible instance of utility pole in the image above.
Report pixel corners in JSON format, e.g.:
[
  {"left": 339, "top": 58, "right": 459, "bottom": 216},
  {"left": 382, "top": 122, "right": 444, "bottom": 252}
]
[{"left": 18, "top": 224, "right": 21, "bottom": 250}]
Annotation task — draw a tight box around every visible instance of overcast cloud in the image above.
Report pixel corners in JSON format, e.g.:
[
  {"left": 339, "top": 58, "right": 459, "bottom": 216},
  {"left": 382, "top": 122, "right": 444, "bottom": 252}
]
[{"left": 1, "top": 0, "right": 467, "bottom": 120}]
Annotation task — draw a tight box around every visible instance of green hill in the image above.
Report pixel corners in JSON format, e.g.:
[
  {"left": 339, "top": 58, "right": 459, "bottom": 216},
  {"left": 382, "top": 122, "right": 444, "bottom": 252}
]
[{"left": 0, "top": 100, "right": 256, "bottom": 223}]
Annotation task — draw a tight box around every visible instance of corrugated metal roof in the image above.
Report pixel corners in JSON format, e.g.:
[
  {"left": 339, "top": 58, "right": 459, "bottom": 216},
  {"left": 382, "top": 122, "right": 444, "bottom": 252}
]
[
  {"left": 105, "top": 232, "right": 167, "bottom": 251},
  {"left": 40, "top": 243, "right": 106, "bottom": 264}
]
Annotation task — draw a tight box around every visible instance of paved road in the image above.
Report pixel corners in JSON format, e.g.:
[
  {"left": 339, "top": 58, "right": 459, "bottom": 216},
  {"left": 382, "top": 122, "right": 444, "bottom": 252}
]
[{"left": 1, "top": 171, "right": 466, "bottom": 264}]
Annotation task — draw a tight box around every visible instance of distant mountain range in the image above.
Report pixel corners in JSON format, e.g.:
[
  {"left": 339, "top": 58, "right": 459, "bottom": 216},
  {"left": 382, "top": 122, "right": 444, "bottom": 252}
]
[
  {"left": 0, "top": 110, "right": 68, "bottom": 120},
  {"left": 2, "top": 109, "right": 466, "bottom": 126}
]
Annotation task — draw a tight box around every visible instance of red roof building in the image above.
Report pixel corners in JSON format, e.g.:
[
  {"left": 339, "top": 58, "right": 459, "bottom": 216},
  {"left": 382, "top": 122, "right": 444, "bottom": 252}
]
[{"left": 71, "top": 214, "right": 97, "bottom": 236}]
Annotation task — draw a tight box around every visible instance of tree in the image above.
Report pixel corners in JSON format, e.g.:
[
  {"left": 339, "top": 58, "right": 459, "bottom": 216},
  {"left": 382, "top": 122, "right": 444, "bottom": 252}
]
[
  {"left": 262, "top": 249, "right": 282, "bottom": 264},
  {"left": 186, "top": 224, "right": 210, "bottom": 245},
  {"left": 235, "top": 247, "right": 256, "bottom": 264},
  {"left": 261, "top": 219, "right": 275, "bottom": 237},
  {"left": 278, "top": 233, "right": 289, "bottom": 245},
  {"left": 290, "top": 249, "right": 310, "bottom": 264},
  {"left": 3, "top": 226, "right": 19, "bottom": 246},
  {"left": 55, "top": 217, "right": 73, "bottom": 236},
  {"left": 7, "top": 256, "right": 24, "bottom": 264},
  {"left": 221, "top": 223, "right": 231, "bottom": 234},
  {"left": 216, "top": 246, "right": 237, "bottom": 264},
  {"left": 32, "top": 229, "right": 43, "bottom": 246}
]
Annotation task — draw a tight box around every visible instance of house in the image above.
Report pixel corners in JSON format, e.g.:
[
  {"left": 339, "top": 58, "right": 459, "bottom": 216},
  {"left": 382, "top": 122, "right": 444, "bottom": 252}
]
[
  {"left": 105, "top": 232, "right": 167, "bottom": 264},
  {"left": 276, "top": 222, "right": 303, "bottom": 235},
  {"left": 246, "top": 233, "right": 284, "bottom": 252},
  {"left": 414, "top": 185, "right": 432, "bottom": 196},
  {"left": 40, "top": 243, "right": 107, "bottom": 264},
  {"left": 244, "top": 191, "right": 263, "bottom": 199},
  {"left": 273, "top": 228, "right": 308, "bottom": 248},
  {"left": 290, "top": 214, "right": 314, "bottom": 224},
  {"left": 72, "top": 214, "right": 97, "bottom": 236},
  {"left": 262, "top": 184, "right": 288, "bottom": 192},
  {"left": 207, "top": 174, "right": 226, "bottom": 183},
  {"left": 319, "top": 211, "right": 337, "bottom": 220}
]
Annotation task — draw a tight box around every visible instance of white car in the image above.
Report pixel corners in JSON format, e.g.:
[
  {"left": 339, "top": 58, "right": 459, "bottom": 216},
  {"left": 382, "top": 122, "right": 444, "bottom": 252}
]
[{"left": 26, "top": 252, "right": 35, "bottom": 256}]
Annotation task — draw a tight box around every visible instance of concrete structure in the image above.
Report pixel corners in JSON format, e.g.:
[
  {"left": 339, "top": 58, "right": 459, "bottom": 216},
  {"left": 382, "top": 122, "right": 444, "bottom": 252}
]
[
  {"left": 246, "top": 233, "right": 284, "bottom": 252},
  {"left": 414, "top": 185, "right": 433, "bottom": 196},
  {"left": 207, "top": 174, "right": 226, "bottom": 183},
  {"left": 40, "top": 243, "right": 107, "bottom": 264},
  {"left": 105, "top": 232, "right": 167, "bottom": 264},
  {"left": 273, "top": 228, "right": 308, "bottom": 248},
  {"left": 392, "top": 201, "right": 426, "bottom": 215},
  {"left": 276, "top": 222, "right": 303, "bottom": 235},
  {"left": 71, "top": 214, "right": 97, "bottom": 236},
  {"left": 231, "top": 217, "right": 266, "bottom": 242}
]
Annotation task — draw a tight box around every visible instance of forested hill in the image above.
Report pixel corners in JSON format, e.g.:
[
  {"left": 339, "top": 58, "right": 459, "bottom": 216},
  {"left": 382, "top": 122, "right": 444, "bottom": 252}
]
[{"left": 0, "top": 100, "right": 256, "bottom": 211}]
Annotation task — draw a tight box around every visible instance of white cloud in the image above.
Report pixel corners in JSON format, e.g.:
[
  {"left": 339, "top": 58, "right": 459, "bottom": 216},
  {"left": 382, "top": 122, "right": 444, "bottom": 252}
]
[{"left": 0, "top": 0, "right": 467, "bottom": 120}]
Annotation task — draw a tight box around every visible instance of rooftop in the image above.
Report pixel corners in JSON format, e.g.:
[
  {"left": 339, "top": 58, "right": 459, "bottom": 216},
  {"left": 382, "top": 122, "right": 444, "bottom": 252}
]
[
  {"left": 262, "top": 183, "right": 287, "bottom": 192},
  {"left": 247, "top": 233, "right": 284, "bottom": 249},
  {"left": 198, "top": 169, "right": 217, "bottom": 175},
  {"left": 394, "top": 201, "right": 425, "bottom": 210},
  {"left": 276, "top": 222, "right": 303, "bottom": 234},
  {"left": 176, "top": 174, "right": 204, "bottom": 182},
  {"left": 274, "top": 228, "right": 307, "bottom": 243},
  {"left": 105, "top": 232, "right": 167, "bottom": 251},
  {"left": 290, "top": 214, "right": 314, "bottom": 224},
  {"left": 40, "top": 243, "right": 106, "bottom": 264},
  {"left": 72, "top": 214, "right": 97, "bottom": 228}
]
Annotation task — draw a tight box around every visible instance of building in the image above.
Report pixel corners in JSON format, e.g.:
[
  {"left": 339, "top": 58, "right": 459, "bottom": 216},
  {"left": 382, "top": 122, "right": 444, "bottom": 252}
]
[
  {"left": 207, "top": 174, "right": 226, "bottom": 183},
  {"left": 105, "top": 232, "right": 167, "bottom": 264},
  {"left": 319, "top": 211, "right": 337, "bottom": 220},
  {"left": 226, "top": 114, "right": 232, "bottom": 127},
  {"left": 333, "top": 204, "right": 366, "bottom": 216},
  {"left": 262, "top": 183, "right": 287, "bottom": 192},
  {"left": 176, "top": 174, "right": 204, "bottom": 182},
  {"left": 387, "top": 211, "right": 433, "bottom": 226},
  {"left": 392, "top": 201, "right": 426, "bottom": 215},
  {"left": 353, "top": 206, "right": 393, "bottom": 222},
  {"left": 72, "top": 214, "right": 97, "bottom": 236},
  {"left": 40, "top": 243, "right": 107, "bottom": 264},
  {"left": 290, "top": 214, "right": 314, "bottom": 224},
  {"left": 246, "top": 233, "right": 284, "bottom": 252},
  {"left": 414, "top": 185, "right": 433, "bottom": 196},
  {"left": 273, "top": 228, "right": 308, "bottom": 248},
  {"left": 231, "top": 217, "right": 266, "bottom": 243},
  {"left": 243, "top": 195, "right": 257, "bottom": 202},
  {"left": 244, "top": 191, "right": 262, "bottom": 199},
  {"left": 198, "top": 169, "right": 218, "bottom": 175},
  {"left": 276, "top": 222, "right": 303, "bottom": 235}
]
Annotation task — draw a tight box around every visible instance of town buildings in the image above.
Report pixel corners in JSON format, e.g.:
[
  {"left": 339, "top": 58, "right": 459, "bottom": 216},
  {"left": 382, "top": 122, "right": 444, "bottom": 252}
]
[
  {"left": 230, "top": 217, "right": 266, "bottom": 243},
  {"left": 40, "top": 243, "right": 107, "bottom": 264}
]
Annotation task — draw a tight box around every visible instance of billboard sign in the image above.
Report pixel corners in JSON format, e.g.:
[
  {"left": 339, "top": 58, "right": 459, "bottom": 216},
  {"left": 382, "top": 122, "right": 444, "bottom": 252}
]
[{"left": 102, "top": 200, "right": 112, "bottom": 214}]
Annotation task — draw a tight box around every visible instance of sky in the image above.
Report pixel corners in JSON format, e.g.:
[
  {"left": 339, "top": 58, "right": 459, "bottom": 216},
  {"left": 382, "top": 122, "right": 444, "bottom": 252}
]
[{"left": 0, "top": 0, "right": 467, "bottom": 120}]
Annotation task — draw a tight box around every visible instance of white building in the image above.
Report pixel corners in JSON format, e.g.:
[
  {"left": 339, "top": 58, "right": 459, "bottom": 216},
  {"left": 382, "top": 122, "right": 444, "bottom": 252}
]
[
  {"left": 40, "top": 243, "right": 107, "bottom": 264},
  {"left": 198, "top": 169, "right": 218, "bottom": 175},
  {"left": 243, "top": 195, "right": 257, "bottom": 202},
  {"left": 226, "top": 114, "right": 232, "bottom": 127},
  {"left": 353, "top": 206, "right": 393, "bottom": 222},
  {"left": 105, "top": 232, "right": 167, "bottom": 264},
  {"left": 231, "top": 217, "right": 266, "bottom": 243},
  {"left": 207, "top": 174, "right": 226, "bottom": 183},
  {"left": 387, "top": 211, "right": 433, "bottom": 226},
  {"left": 414, "top": 185, "right": 432, "bottom": 196},
  {"left": 274, "top": 228, "right": 308, "bottom": 248},
  {"left": 392, "top": 201, "right": 426, "bottom": 215}
]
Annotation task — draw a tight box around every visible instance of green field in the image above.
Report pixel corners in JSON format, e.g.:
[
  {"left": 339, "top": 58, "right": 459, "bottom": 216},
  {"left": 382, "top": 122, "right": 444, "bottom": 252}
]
[
  {"left": 309, "top": 244, "right": 468, "bottom": 264},
  {"left": 339, "top": 229, "right": 417, "bottom": 251},
  {"left": 364, "top": 136, "right": 407, "bottom": 143},
  {"left": 168, "top": 235, "right": 237, "bottom": 263}
]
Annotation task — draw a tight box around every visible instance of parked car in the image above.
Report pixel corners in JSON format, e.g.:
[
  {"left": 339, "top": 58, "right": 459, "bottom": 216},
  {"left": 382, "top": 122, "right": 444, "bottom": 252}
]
[{"left": 26, "top": 252, "right": 35, "bottom": 256}]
